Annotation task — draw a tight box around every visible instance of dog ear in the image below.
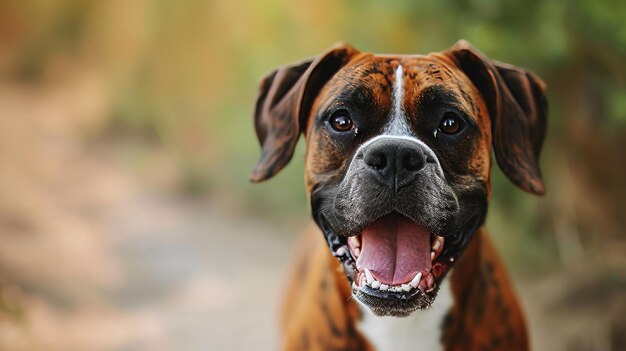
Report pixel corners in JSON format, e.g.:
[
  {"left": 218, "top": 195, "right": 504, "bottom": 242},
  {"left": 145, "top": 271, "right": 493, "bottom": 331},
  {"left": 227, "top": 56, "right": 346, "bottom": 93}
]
[
  {"left": 444, "top": 40, "right": 547, "bottom": 195},
  {"left": 250, "top": 43, "right": 359, "bottom": 182}
]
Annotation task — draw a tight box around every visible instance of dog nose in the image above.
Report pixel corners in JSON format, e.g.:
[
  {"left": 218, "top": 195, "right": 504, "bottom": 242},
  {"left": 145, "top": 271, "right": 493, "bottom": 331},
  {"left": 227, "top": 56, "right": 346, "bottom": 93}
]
[{"left": 362, "top": 138, "right": 428, "bottom": 190}]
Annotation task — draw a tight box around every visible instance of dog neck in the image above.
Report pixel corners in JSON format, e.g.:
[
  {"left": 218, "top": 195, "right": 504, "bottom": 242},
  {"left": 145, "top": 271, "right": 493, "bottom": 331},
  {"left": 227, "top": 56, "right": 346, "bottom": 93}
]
[{"left": 357, "top": 274, "right": 453, "bottom": 351}]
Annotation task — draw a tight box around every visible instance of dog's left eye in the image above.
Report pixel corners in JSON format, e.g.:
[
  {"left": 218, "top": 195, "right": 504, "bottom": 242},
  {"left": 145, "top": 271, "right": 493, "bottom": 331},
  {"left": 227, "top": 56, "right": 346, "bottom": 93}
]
[
  {"left": 438, "top": 112, "right": 464, "bottom": 135},
  {"left": 330, "top": 111, "right": 353, "bottom": 132}
]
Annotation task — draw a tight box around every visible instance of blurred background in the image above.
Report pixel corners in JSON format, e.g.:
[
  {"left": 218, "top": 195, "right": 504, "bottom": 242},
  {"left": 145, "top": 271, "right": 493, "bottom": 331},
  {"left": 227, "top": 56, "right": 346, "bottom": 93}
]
[{"left": 0, "top": 0, "right": 625, "bottom": 350}]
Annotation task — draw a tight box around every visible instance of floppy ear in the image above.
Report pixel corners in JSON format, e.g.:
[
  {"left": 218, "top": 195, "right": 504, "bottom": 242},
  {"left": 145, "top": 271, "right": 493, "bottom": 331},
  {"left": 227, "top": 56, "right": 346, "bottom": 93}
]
[
  {"left": 250, "top": 43, "right": 359, "bottom": 182},
  {"left": 444, "top": 40, "right": 548, "bottom": 195}
]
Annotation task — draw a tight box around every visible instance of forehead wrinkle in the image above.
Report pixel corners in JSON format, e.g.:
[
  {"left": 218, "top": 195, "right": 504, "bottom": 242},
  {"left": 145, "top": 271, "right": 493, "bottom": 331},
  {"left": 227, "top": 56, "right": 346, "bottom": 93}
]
[
  {"left": 316, "top": 69, "right": 391, "bottom": 117},
  {"left": 344, "top": 60, "right": 395, "bottom": 90},
  {"left": 344, "top": 66, "right": 391, "bottom": 101},
  {"left": 404, "top": 68, "right": 425, "bottom": 106}
]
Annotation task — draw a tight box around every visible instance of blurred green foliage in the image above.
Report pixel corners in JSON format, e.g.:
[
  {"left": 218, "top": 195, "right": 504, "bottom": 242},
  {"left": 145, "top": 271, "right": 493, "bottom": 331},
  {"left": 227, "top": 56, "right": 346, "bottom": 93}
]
[{"left": 2, "top": 0, "right": 625, "bottom": 273}]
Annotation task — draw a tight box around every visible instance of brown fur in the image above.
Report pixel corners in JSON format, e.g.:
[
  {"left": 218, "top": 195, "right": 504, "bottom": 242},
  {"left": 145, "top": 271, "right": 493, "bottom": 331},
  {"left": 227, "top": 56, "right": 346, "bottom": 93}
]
[
  {"left": 444, "top": 228, "right": 529, "bottom": 350},
  {"left": 281, "top": 224, "right": 373, "bottom": 351}
]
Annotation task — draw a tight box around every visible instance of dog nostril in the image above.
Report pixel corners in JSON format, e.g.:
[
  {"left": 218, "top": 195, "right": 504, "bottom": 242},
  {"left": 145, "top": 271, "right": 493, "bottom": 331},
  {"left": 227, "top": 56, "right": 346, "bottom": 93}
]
[
  {"left": 364, "top": 151, "right": 387, "bottom": 170},
  {"left": 403, "top": 152, "right": 424, "bottom": 171}
]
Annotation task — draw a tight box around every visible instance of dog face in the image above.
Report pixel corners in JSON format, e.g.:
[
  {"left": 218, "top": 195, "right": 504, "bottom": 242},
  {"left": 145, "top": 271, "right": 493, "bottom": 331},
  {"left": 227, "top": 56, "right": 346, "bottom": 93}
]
[{"left": 251, "top": 41, "right": 547, "bottom": 316}]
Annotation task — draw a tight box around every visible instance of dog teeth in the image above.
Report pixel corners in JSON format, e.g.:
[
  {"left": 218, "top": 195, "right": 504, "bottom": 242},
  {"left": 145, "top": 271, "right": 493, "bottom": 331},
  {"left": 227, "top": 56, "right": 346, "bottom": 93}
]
[
  {"left": 431, "top": 236, "right": 445, "bottom": 261},
  {"left": 409, "top": 272, "right": 422, "bottom": 288},
  {"left": 348, "top": 236, "right": 361, "bottom": 248},
  {"left": 359, "top": 269, "right": 431, "bottom": 293},
  {"left": 364, "top": 268, "right": 374, "bottom": 285},
  {"left": 348, "top": 236, "right": 362, "bottom": 258},
  {"left": 432, "top": 236, "right": 444, "bottom": 251},
  {"left": 335, "top": 246, "right": 348, "bottom": 257}
]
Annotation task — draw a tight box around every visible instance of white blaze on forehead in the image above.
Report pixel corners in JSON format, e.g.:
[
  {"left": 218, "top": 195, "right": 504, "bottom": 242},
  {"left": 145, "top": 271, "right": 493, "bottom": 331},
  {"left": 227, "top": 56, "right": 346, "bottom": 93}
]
[
  {"left": 392, "top": 65, "right": 405, "bottom": 124},
  {"left": 385, "top": 64, "right": 411, "bottom": 136}
]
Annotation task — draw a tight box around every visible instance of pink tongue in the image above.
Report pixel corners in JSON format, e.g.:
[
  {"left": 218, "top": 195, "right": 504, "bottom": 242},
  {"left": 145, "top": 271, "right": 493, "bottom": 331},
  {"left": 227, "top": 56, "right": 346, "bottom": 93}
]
[{"left": 356, "top": 213, "right": 431, "bottom": 285}]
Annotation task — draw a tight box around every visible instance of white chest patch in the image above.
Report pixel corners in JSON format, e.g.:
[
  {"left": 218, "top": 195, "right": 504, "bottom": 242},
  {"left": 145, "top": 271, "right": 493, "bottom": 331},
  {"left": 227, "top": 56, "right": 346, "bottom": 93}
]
[{"left": 358, "top": 278, "right": 453, "bottom": 351}]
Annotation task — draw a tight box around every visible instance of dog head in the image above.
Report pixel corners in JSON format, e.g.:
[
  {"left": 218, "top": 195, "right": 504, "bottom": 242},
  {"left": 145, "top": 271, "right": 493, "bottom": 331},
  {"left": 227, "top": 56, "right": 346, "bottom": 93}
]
[{"left": 251, "top": 41, "right": 547, "bottom": 316}]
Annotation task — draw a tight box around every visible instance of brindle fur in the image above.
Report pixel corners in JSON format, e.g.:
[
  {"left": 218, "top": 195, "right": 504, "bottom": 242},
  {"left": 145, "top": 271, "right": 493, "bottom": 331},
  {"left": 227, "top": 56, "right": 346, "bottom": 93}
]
[{"left": 252, "top": 40, "right": 546, "bottom": 351}]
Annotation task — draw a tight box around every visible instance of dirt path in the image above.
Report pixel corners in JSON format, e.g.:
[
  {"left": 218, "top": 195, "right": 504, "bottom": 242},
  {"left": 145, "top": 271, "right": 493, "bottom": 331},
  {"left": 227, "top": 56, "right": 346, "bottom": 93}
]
[
  {"left": 1, "top": 140, "right": 295, "bottom": 350},
  {"left": 106, "top": 193, "right": 294, "bottom": 350},
  {"left": 0, "top": 79, "right": 295, "bottom": 350}
]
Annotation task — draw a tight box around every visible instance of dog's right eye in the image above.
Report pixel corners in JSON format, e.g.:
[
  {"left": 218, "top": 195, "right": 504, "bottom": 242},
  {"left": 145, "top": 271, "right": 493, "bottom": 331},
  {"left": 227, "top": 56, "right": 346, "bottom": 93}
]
[{"left": 330, "top": 111, "right": 353, "bottom": 132}]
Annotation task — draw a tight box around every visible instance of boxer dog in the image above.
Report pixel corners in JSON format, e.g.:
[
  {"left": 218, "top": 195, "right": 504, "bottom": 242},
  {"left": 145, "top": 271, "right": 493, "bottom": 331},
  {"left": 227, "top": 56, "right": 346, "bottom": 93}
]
[{"left": 251, "top": 40, "right": 547, "bottom": 351}]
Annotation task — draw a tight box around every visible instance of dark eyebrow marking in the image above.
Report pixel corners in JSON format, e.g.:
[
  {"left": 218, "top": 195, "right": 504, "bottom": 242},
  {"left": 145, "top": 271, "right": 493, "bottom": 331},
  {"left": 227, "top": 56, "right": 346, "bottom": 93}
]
[
  {"left": 316, "top": 79, "right": 385, "bottom": 119},
  {"left": 417, "top": 85, "right": 477, "bottom": 118},
  {"left": 336, "top": 80, "right": 376, "bottom": 107},
  {"left": 418, "top": 85, "right": 460, "bottom": 106}
]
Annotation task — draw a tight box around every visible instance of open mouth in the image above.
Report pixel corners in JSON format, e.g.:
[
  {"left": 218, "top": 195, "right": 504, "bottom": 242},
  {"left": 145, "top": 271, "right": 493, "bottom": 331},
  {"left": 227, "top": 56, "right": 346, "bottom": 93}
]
[
  {"left": 351, "top": 212, "right": 445, "bottom": 292},
  {"left": 325, "top": 212, "right": 454, "bottom": 315}
]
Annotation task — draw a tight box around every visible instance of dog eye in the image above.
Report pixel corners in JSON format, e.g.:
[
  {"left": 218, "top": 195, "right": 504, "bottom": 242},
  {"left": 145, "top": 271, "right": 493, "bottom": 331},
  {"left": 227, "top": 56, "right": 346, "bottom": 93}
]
[
  {"left": 438, "top": 112, "right": 464, "bottom": 135},
  {"left": 330, "top": 111, "right": 353, "bottom": 132}
]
